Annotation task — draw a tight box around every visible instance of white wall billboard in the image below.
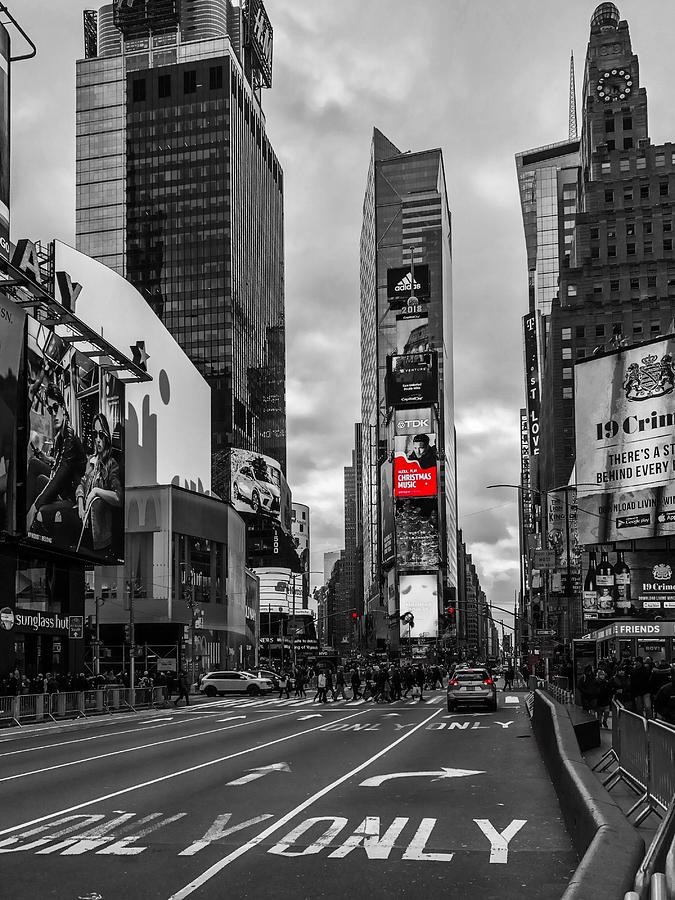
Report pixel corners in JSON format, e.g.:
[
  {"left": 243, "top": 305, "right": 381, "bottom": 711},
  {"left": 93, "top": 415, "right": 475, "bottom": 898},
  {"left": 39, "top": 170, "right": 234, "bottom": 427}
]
[
  {"left": 399, "top": 573, "right": 438, "bottom": 638},
  {"left": 575, "top": 337, "right": 675, "bottom": 543}
]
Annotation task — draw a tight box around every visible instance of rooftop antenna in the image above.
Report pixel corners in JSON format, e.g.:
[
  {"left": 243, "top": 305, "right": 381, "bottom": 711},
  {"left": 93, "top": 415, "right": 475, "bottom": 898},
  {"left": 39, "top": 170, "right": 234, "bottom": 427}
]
[{"left": 568, "top": 51, "right": 578, "bottom": 140}]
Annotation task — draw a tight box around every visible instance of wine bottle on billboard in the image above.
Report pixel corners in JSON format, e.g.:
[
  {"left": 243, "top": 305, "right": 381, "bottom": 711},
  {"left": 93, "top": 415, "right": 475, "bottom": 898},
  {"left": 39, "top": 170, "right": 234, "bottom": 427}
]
[
  {"left": 614, "top": 551, "right": 631, "bottom": 614},
  {"left": 583, "top": 551, "right": 598, "bottom": 618},
  {"left": 596, "top": 549, "right": 615, "bottom": 616}
]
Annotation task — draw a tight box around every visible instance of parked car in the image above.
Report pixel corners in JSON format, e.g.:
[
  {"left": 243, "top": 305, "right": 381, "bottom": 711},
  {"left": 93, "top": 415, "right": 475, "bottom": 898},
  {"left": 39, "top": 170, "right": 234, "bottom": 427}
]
[
  {"left": 447, "top": 668, "right": 497, "bottom": 712},
  {"left": 232, "top": 464, "right": 280, "bottom": 516},
  {"left": 199, "top": 671, "right": 274, "bottom": 697}
]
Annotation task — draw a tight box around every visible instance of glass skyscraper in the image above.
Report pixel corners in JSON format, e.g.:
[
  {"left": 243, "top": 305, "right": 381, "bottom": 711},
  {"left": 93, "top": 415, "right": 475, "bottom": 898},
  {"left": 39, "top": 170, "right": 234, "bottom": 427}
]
[
  {"left": 76, "top": 0, "right": 285, "bottom": 488},
  {"left": 360, "top": 128, "right": 457, "bottom": 653}
]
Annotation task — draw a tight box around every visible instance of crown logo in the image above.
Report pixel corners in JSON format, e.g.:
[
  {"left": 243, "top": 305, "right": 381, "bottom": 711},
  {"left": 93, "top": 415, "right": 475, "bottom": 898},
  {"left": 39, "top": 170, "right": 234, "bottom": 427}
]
[
  {"left": 653, "top": 563, "right": 672, "bottom": 581},
  {"left": 624, "top": 353, "right": 675, "bottom": 401}
]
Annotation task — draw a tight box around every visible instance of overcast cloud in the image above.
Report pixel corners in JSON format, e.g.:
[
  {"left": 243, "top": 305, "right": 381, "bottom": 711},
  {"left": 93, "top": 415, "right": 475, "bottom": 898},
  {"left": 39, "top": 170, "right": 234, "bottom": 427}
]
[{"left": 10, "top": 0, "right": 675, "bottom": 631}]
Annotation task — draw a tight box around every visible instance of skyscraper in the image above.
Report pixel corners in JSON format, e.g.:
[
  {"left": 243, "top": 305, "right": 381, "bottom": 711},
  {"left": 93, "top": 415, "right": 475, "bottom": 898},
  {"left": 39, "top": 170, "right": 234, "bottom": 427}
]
[
  {"left": 360, "top": 128, "right": 457, "bottom": 655},
  {"left": 76, "top": 0, "right": 285, "bottom": 488},
  {"left": 517, "top": 2, "right": 675, "bottom": 645}
]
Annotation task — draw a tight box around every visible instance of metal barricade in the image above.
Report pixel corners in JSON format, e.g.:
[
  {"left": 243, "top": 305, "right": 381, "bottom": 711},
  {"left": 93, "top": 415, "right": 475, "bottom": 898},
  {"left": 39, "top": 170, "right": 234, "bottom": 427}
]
[
  {"left": 18, "top": 693, "right": 54, "bottom": 724},
  {"left": 594, "top": 699, "right": 621, "bottom": 777},
  {"left": 49, "top": 691, "right": 86, "bottom": 721},
  {"left": 0, "top": 694, "right": 19, "bottom": 726},
  {"left": 605, "top": 707, "right": 649, "bottom": 802},
  {"left": 646, "top": 720, "right": 675, "bottom": 813},
  {"left": 152, "top": 686, "right": 168, "bottom": 707},
  {"left": 133, "top": 688, "right": 153, "bottom": 709}
]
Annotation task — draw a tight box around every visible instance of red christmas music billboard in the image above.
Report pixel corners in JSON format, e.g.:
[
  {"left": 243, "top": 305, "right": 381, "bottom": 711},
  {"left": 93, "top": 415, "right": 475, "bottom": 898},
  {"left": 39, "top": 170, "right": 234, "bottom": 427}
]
[{"left": 393, "top": 432, "right": 438, "bottom": 498}]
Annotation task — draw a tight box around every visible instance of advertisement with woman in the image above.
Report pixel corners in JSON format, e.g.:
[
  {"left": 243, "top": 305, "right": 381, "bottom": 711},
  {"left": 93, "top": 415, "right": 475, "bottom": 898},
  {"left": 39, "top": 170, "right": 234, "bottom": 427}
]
[{"left": 24, "top": 315, "right": 124, "bottom": 562}]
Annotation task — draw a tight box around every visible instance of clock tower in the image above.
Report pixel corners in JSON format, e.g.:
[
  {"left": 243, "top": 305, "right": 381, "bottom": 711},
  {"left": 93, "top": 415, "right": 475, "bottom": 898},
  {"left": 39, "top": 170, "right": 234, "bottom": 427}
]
[{"left": 580, "top": 2, "right": 647, "bottom": 182}]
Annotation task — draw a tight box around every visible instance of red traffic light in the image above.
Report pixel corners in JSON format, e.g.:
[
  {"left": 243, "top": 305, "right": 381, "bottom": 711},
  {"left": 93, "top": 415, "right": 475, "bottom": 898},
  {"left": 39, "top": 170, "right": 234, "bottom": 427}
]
[
  {"left": 446, "top": 606, "right": 455, "bottom": 617},
  {"left": 351, "top": 611, "right": 359, "bottom": 620}
]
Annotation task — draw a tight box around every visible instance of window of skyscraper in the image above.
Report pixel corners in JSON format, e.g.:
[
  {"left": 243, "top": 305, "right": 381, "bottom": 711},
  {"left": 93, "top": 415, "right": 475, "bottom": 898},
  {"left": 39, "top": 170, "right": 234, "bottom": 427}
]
[
  {"left": 605, "top": 117, "right": 615, "bottom": 133},
  {"left": 562, "top": 387, "right": 573, "bottom": 399},
  {"left": 607, "top": 140, "right": 615, "bottom": 151},
  {"left": 590, "top": 227, "right": 599, "bottom": 239},
  {"left": 620, "top": 159, "right": 629, "bottom": 172},
  {"left": 627, "top": 223, "right": 635, "bottom": 236},
  {"left": 591, "top": 247, "right": 600, "bottom": 258},
  {"left": 132, "top": 78, "right": 146, "bottom": 102},
  {"left": 624, "top": 189, "right": 634, "bottom": 202},
  {"left": 644, "top": 241, "right": 653, "bottom": 254},
  {"left": 648, "top": 275, "right": 657, "bottom": 287},
  {"left": 605, "top": 190, "right": 614, "bottom": 203},
  {"left": 596, "top": 325, "right": 605, "bottom": 337},
  {"left": 183, "top": 70, "right": 197, "bottom": 94},
  {"left": 633, "top": 323, "right": 643, "bottom": 335},
  {"left": 610, "top": 281, "right": 619, "bottom": 292},
  {"left": 656, "top": 154, "right": 665, "bottom": 167},
  {"left": 575, "top": 325, "right": 585, "bottom": 338},
  {"left": 644, "top": 222, "right": 652, "bottom": 234},
  {"left": 608, "top": 245, "right": 617, "bottom": 257},
  {"left": 651, "top": 323, "right": 661, "bottom": 334},
  {"left": 158, "top": 73, "right": 171, "bottom": 98},
  {"left": 209, "top": 66, "right": 223, "bottom": 90},
  {"left": 561, "top": 327, "right": 572, "bottom": 341},
  {"left": 665, "top": 221, "right": 673, "bottom": 232},
  {"left": 665, "top": 240, "right": 673, "bottom": 252},
  {"left": 562, "top": 347, "right": 572, "bottom": 360},
  {"left": 631, "top": 278, "right": 640, "bottom": 290},
  {"left": 637, "top": 157, "right": 646, "bottom": 169},
  {"left": 562, "top": 368, "right": 573, "bottom": 381},
  {"left": 623, "top": 117, "right": 633, "bottom": 130},
  {"left": 624, "top": 138, "right": 634, "bottom": 150},
  {"left": 660, "top": 182, "right": 669, "bottom": 196},
  {"left": 627, "top": 243, "right": 636, "bottom": 255}
]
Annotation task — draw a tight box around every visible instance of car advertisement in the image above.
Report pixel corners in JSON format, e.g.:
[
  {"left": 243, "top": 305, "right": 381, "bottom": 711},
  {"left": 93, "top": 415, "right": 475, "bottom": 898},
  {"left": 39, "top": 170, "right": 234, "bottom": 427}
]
[
  {"left": 399, "top": 573, "right": 439, "bottom": 638},
  {"left": 0, "top": 293, "right": 25, "bottom": 533},
  {"left": 386, "top": 352, "right": 438, "bottom": 407},
  {"left": 575, "top": 337, "right": 675, "bottom": 543},
  {"left": 393, "top": 432, "right": 438, "bottom": 498},
  {"left": 24, "top": 315, "right": 125, "bottom": 563},
  {"left": 395, "top": 497, "right": 439, "bottom": 570},
  {"left": 229, "top": 448, "right": 290, "bottom": 531},
  {"left": 387, "top": 265, "right": 430, "bottom": 307}
]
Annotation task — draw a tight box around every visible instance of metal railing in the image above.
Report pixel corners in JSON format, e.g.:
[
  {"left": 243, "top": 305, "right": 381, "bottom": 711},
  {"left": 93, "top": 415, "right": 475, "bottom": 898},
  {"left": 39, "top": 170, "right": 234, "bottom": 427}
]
[
  {"left": 533, "top": 677, "right": 575, "bottom": 706},
  {"left": 623, "top": 795, "right": 675, "bottom": 899},
  {"left": 0, "top": 686, "right": 168, "bottom": 728}
]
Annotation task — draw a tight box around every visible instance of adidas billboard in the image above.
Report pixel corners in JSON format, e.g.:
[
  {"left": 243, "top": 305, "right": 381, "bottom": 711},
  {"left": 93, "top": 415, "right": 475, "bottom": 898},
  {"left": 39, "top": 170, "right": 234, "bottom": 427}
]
[{"left": 387, "top": 264, "right": 430, "bottom": 306}]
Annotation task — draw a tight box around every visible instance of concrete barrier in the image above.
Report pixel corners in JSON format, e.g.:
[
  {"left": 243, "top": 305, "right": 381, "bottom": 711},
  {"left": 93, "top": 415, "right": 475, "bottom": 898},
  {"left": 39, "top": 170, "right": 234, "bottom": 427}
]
[{"left": 532, "top": 690, "right": 644, "bottom": 900}]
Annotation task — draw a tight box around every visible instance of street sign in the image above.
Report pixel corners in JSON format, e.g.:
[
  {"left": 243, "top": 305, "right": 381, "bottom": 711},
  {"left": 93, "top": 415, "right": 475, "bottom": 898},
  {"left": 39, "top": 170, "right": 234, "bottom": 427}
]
[
  {"left": 533, "top": 550, "right": 556, "bottom": 569},
  {"left": 68, "top": 615, "right": 84, "bottom": 639},
  {"left": 536, "top": 629, "right": 557, "bottom": 637}
]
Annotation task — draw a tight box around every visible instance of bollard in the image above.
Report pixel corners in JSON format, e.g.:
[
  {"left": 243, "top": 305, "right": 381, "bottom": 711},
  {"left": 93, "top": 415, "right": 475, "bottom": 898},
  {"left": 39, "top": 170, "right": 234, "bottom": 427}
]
[
  {"left": 56, "top": 694, "right": 66, "bottom": 717},
  {"left": 624, "top": 893, "right": 639, "bottom": 900},
  {"left": 36, "top": 694, "right": 44, "bottom": 722},
  {"left": 650, "top": 873, "right": 668, "bottom": 900},
  {"left": 96, "top": 689, "right": 104, "bottom": 712}
]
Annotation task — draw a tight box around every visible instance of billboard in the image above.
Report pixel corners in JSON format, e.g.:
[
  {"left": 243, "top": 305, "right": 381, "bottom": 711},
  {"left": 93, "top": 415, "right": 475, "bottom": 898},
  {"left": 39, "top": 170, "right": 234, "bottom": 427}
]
[
  {"left": 393, "top": 432, "right": 438, "bottom": 498},
  {"left": 546, "top": 488, "right": 580, "bottom": 570},
  {"left": 396, "top": 497, "right": 439, "bottom": 570},
  {"left": 380, "top": 461, "right": 395, "bottom": 567},
  {"left": 386, "top": 352, "right": 438, "bottom": 407},
  {"left": 0, "top": 25, "right": 9, "bottom": 258},
  {"left": 229, "top": 448, "right": 290, "bottom": 531},
  {"left": 520, "top": 408, "right": 534, "bottom": 534},
  {"left": 394, "top": 407, "right": 432, "bottom": 436},
  {"left": 396, "top": 311, "right": 429, "bottom": 356},
  {"left": 0, "top": 293, "right": 25, "bottom": 532},
  {"left": 399, "top": 573, "right": 439, "bottom": 638},
  {"left": 575, "top": 337, "right": 675, "bottom": 543},
  {"left": 581, "top": 549, "right": 675, "bottom": 619},
  {"left": 245, "top": 0, "right": 273, "bottom": 88},
  {"left": 25, "top": 315, "right": 125, "bottom": 562},
  {"left": 523, "top": 313, "right": 540, "bottom": 457},
  {"left": 387, "top": 265, "right": 430, "bottom": 307}
]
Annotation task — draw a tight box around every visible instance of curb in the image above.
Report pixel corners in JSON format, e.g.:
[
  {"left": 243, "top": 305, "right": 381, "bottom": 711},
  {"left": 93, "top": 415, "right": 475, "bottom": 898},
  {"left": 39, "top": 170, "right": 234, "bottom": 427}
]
[{"left": 531, "top": 690, "right": 644, "bottom": 900}]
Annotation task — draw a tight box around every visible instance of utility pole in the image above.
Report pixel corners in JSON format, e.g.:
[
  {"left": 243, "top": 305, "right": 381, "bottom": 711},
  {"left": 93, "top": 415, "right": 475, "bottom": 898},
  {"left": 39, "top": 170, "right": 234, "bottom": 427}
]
[
  {"left": 94, "top": 595, "right": 101, "bottom": 676},
  {"left": 128, "top": 581, "right": 135, "bottom": 690}
]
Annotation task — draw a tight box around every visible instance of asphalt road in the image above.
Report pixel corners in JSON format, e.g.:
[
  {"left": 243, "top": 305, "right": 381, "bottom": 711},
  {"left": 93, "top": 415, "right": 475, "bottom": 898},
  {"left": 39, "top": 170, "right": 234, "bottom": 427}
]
[{"left": 0, "top": 689, "right": 578, "bottom": 899}]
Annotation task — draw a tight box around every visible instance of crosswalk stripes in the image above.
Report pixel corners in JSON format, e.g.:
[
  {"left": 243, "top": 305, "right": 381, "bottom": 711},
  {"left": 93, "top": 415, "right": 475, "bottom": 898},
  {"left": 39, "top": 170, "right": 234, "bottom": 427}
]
[{"left": 186, "top": 691, "right": 448, "bottom": 712}]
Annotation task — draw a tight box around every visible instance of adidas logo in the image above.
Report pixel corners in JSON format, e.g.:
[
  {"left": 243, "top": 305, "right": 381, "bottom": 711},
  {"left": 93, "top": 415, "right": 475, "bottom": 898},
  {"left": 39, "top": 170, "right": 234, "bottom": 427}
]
[{"left": 394, "top": 272, "right": 421, "bottom": 293}]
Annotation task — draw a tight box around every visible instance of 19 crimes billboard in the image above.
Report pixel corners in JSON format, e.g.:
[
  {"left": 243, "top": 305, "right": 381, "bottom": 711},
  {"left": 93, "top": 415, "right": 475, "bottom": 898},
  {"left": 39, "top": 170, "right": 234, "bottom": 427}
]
[
  {"left": 25, "top": 315, "right": 125, "bottom": 562},
  {"left": 399, "top": 573, "right": 439, "bottom": 638},
  {"left": 386, "top": 352, "right": 438, "bottom": 406},
  {"left": 575, "top": 337, "right": 675, "bottom": 543}
]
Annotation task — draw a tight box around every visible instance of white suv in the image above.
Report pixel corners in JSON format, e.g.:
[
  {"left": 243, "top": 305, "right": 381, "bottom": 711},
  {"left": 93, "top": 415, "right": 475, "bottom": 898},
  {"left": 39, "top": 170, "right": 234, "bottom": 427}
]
[{"left": 200, "top": 671, "right": 274, "bottom": 697}]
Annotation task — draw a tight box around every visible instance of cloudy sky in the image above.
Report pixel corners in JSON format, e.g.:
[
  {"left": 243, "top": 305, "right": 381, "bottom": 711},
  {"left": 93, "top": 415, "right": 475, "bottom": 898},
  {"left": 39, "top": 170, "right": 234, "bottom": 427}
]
[{"left": 9, "top": 0, "right": 675, "bottom": 631}]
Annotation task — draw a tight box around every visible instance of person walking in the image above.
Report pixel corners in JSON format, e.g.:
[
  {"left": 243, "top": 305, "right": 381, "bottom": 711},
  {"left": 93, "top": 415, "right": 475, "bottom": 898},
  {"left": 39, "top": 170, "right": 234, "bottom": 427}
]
[
  {"left": 391, "top": 666, "right": 402, "bottom": 702},
  {"left": 578, "top": 664, "right": 597, "bottom": 713},
  {"left": 315, "top": 670, "right": 327, "bottom": 704},
  {"left": 503, "top": 665, "right": 515, "bottom": 692},
  {"left": 654, "top": 666, "right": 675, "bottom": 725},
  {"left": 278, "top": 671, "right": 290, "bottom": 700},
  {"left": 325, "top": 668, "right": 335, "bottom": 701},
  {"left": 335, "top": 667, "right": 347, "bottom": 701},
  {"left": 414, "top": 664, "right": 426, "bottom": 702},
  {"left": 174, "top": 670, "right": 190, "bottom": 706},
  {"left": 594, "top": 669, "right": 614, "bottom": 728},
  {"left": 350, "top": 666, "right": 362, "bottom": 700},
  {"left": 631, "top": 657, "right": 652, "bottom": 718}
]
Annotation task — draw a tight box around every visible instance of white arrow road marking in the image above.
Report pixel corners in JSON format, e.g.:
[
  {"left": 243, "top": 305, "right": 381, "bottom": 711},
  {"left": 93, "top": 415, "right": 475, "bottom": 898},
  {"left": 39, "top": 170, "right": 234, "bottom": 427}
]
[
  {"left": 227, "top": 763, "right": 291, "bottom": 786},
  {"left": 297, "top": 714, "right": 322, "bottom": 720},
  {"left": 383, "top": 713, "right": 400, "bottom": 717},
  {"left": 505, "top": 697, "right": 520, "bottom": 705},
  {"left": 216, "top": 716, "right": 247, "bottom": 723},
  {"left": 360, "top": 767, "right": 484, "bottom": 787},
  {"left": 139, "top": 717, "right": 173, "bottom": 724}
]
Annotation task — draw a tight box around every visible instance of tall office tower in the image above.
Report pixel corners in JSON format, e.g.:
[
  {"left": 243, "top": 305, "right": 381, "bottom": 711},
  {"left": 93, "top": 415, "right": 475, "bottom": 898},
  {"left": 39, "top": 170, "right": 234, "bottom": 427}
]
[
  {"left": 359, "top": 129, "right": 457, "bottom": 656},
  {"left": 291, "top": 502, "right": 310, "bottom": 609},
  {"left": 76, "top": 0, "right": 285, "bottom": 487},
  {"left": 342, "top": 424, "right": 364, "bottom": 641},
  {"left": 517, "top": 3, "right": 675, "bottom": 643}
]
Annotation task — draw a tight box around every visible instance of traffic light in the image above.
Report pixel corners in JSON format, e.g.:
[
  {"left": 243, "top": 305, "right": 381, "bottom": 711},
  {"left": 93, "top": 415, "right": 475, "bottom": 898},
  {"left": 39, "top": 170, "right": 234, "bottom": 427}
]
[
  {"left": 124, "top": 624, "right": 131, "bottom": 643},
  {"left": 351, "top": 611, "right": 360, "bottom": 620}
]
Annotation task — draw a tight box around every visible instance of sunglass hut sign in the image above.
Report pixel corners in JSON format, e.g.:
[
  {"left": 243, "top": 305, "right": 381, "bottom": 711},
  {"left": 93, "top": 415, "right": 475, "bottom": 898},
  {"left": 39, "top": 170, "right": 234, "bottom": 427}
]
[{"left": 14, "top": 609, "right": 70, "bottom": 633}]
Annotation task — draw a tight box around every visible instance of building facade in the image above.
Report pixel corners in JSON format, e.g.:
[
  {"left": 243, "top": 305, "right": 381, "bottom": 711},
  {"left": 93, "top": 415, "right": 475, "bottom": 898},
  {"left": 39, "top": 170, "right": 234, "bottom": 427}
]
[
  {"left": 517, "top": 3, "right": 675, "bottom": 659},
  {"left": 76, "top": 0, "right": 285, "bottom": 489},
  {"left": 360, "top": 128, "right": 457, "bottom": 656}
]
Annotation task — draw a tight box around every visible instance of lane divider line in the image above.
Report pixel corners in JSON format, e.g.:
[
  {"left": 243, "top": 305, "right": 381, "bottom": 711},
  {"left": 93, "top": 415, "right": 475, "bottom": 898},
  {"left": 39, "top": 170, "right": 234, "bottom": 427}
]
[
  {"left": 166, "top": 707, "right": 443, "bottom": 900},
  {"left": 0, "top": 709, "right": 371, "bottom": 838}
]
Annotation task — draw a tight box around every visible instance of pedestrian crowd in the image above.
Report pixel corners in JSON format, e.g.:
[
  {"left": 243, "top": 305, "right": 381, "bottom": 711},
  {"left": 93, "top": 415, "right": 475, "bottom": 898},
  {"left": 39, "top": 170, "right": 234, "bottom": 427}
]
[
  {"left": 577, "top": 655, "right": 675, "bottom": 727},
  {"left": 0, "top": 667, "right": 178, "bottom": 697}
]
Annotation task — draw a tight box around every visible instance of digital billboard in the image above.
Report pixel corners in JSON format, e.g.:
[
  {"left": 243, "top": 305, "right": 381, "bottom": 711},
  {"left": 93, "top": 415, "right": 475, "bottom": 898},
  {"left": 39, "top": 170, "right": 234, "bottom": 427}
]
[
  {"left": 380, "top": 461, "right": 395, "bottom": 567},
  {"left": 394, "top": 407, "right": 432, "bottom": 436},
  {"left": 575, "top": 337, "right": 675, "bottom": 543},
  {"left": 395, "top": 497, "right": 439, "bottom": 570},
  {"left": 229, "top": 448, "right": 290, "bottom": 532},
  {"left": 0, "top": 293, "right": 24, "bottom": 533},
  {"left": 399, "top": 573, "right": 439, "bottom": 638},
  {"left": 386, "top": 352, "right": 438, "bottom": 407},
  {"left": 396, "top": 311, "right": 429, "bottom": 356},
  {"left": 25, "top": 315, "right": 125, "bottom": 562},
  {"left": 393, "top": 432, "right": 438, "bottom": 498},
  {"left": 387, "top": 265, "right": 430, "bottom": 307},
  {"left": 546, "top": 488, "right": 580, "bottom": 570},
  {"left": 0, "top": 24, "right": 9, "bottom": 258},
  {"left": 523, "top": 313, "right": 540, "bottom": 457},
  {"left": 581, "top": 549, "right": 675, "bottom": 620}
]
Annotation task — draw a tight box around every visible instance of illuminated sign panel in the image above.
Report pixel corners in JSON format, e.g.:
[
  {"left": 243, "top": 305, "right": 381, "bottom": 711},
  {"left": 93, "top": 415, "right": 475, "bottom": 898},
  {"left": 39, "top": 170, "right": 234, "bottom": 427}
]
[{"left": 523, "top": 313, "right": 540, "bottom": 457}]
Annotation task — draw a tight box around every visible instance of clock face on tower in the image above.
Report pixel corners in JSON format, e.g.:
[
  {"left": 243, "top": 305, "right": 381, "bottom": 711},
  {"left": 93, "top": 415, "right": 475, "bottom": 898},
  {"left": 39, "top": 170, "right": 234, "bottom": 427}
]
[{"left": 596, "top": 68, "right": 633, "bottom": 102}]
